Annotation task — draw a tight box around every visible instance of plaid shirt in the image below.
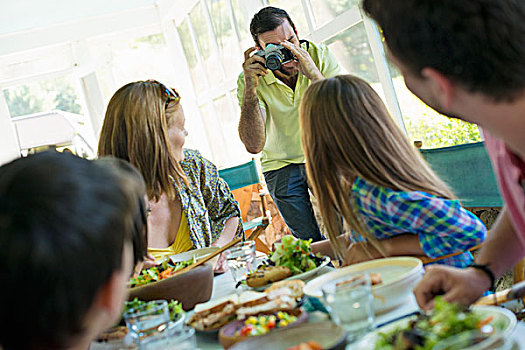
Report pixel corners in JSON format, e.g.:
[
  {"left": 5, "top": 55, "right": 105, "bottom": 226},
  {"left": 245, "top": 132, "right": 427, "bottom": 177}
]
[
  {"left": 351, "top": 176, "right": 486, "bottom": 267},
  {"left": 177, "top": 149, "right": 243, "bottom": 249}
]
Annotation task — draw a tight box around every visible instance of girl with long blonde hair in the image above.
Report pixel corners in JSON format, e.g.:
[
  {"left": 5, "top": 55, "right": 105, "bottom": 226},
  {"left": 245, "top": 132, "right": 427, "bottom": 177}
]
[
  {"left": 300, "top": 75, "right": 486, "bottom": 267},
  {"left": 99, "top": 80, "right": 243, "bottom": 272}
]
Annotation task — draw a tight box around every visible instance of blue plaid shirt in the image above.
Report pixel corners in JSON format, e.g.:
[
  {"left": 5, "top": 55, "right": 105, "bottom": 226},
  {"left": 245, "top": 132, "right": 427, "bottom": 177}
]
[{"left": 351, "top": 176, "right": 486, "bottom": 267}]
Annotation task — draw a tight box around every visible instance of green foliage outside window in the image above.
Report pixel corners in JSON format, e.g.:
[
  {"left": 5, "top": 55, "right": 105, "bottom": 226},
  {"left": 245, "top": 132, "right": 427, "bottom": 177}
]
[
  {"left": 4, "top": 77, "right": 82, "bottom": 117},
  {"left": 407, "top": 118, "right": 482, "bottom": 148}
]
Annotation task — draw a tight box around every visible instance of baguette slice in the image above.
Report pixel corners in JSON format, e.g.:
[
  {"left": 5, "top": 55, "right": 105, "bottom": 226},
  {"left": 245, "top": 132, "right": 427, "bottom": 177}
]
[{"left": 246, "top": 266, "right": 292, "bottom": 288}]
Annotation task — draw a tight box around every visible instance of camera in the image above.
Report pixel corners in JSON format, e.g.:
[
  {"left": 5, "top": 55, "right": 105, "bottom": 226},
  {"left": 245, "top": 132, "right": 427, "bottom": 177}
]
[{"left": 254, "top": 44, "right": 295, "bottom": 71}]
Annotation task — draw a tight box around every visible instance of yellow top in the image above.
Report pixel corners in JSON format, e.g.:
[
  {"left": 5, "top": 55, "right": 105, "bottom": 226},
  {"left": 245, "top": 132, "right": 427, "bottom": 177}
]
[{"left": 148, "top": 211, "right": 193, "bottom": 261}]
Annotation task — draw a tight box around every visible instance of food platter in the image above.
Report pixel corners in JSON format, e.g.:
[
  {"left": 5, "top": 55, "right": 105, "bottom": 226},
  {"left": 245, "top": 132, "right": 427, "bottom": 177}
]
[
  {"left": 304, "top": 257, "right": 423, "bottom": 313},
  {"left": 355, "top": 305, "right": 517, "bottom": 350}
]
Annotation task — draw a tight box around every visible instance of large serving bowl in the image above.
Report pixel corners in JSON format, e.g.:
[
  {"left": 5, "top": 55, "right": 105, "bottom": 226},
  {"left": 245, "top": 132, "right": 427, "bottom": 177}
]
[
  {"left": 229, "top": 322, "right": 347, "bottom": 350},
  {"left": 170, "top": 246, "right": 221, "bottom": 270},
  {"left": 304, "top": 257, "right": 424, "bottom": 313},
  {"left": 128, "top": 263, "right": 213, "bottom": 311}
]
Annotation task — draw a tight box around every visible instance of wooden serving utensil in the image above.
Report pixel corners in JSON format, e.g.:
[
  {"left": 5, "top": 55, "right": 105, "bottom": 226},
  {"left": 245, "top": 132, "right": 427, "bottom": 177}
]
[
  {"left": 176, "top": 237, "right": 243, "bottom": 275},
  {"left": 475, "top": 280, "right": 525, "bottom": 306},
  {"left": 176, "top": 219, "right": 270, "bottom": 275},
  {"left": 414, "top": 243, "right": 484, "bottom": 265}
]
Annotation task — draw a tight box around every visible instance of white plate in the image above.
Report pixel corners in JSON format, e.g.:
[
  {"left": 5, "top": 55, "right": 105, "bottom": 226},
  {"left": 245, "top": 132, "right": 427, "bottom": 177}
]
[
  {"left": 304, "top": 257, "right": 424, "bottom": 313},
  {"left": 252, "top": 256, "right": 331, "bottom": 291},
  {"left": 355, "top": 305, "right": 517, "bottom": 350}
]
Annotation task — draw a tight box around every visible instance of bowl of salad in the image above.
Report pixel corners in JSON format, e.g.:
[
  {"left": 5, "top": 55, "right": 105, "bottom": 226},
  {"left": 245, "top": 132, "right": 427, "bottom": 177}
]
[
  {"left": 228, "top": 322, "right": 347, "bottom": 350},
  {"left": 128, "top": 258, "right": 213, "bottom": 311},
  {"left": 358, "top": 297, "right": 517, "bottom": 350},
  {"left": 219, "top": 309, "right": 308, "bottom": 349}
]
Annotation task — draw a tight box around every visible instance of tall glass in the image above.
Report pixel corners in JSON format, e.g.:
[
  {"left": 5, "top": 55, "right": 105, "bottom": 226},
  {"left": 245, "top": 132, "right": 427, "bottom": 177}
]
[
  {"left": 225, "top": 240, "right": 256, "bottom": 284},
  {"left": 322, "top": 273, "right": 375, "bottom": 342}
]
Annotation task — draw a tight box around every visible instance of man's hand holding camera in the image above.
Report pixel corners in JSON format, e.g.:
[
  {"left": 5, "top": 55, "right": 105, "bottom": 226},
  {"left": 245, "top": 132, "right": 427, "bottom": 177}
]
[
  {"left": 280, "top": 40, "right": 323, "bottom": 82},
  {"left": 243, "top": 47, "right": 268, "bottom": 93}
]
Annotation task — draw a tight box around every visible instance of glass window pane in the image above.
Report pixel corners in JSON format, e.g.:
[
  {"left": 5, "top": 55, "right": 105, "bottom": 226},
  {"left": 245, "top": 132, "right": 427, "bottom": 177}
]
[
  {"left": 325, "top": 22, "right": 379, "bottom": 83},
  {"left": 392, "top": 72, "right": 482, "bottom": 148},
  {"left": 310, "top": 0, "right": 360, "bottom": 28},
  {"left": 92, "top": 33, "right": 179, "bottom": 91},
  {"left": 231, "top": 0, "right": 254, "bottom": 49},
  {"left": 206, "top": 0, "right": 243, "bottom": 80},
  {"left": 199, "top": 102, "right": 228, "bottom": 167},
  {"left": 4, "top": 76, "right": 82, "bottom": 117},
  {"left": 190, "top": 2, "right": 223, "bottom": 86},
  {"left": 177, "top": 19, "right": 207, "bottom": 94},
  {"left": 266, "top": 0, "right": 309, "bottom": 35},
  {"left": 213, "top": 93, "right": 251, "bottom": 166}
]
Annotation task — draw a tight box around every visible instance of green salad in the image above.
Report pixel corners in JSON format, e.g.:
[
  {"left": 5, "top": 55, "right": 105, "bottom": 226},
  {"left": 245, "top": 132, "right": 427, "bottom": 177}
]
[
  {"left": 375, "top": 297, "right": 503, "bottom": 350},
  {"left": 268, "top": 236, "right": 324, "bottom": 275},
  {"left": 128, "top": 257, "right": 195, "bottom": 288}
]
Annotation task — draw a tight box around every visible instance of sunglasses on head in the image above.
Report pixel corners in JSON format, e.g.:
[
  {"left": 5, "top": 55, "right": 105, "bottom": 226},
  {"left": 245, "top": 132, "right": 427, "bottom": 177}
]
[{"left": 147, "top": 80, "right": 180, "bottom": 108}]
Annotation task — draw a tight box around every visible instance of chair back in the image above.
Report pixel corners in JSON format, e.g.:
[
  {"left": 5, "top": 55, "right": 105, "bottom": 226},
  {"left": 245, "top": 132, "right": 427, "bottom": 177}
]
[
  {"left": 218, "top": 159, "right": 260, "bottom": 191},
  {"left": 420, "top": 142, "right": 502, "bottom": 208}
]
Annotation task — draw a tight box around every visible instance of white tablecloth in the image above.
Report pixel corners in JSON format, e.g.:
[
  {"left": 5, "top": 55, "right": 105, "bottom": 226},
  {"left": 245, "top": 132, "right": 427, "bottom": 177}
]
[{"left": 198, "top": 268, "right": 525, "bottom": 350}]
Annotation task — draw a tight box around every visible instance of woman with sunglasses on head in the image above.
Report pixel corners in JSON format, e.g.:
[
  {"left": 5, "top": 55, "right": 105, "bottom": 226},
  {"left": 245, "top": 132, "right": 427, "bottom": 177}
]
[
  {"left": 299, "top": 75, "right": 486, "bottom": 268},
  {"left": 98, "top": 80, "right": 243, "bottom": 272}
]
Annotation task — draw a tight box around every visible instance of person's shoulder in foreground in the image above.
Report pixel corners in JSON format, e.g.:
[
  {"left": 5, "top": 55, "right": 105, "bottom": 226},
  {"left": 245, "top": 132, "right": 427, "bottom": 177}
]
[
  {"left": 0, "top": 151, "right": 147, "bottom": 350},
  {"left": 362, "top": 0, "right": 525, "bottom": 309}
]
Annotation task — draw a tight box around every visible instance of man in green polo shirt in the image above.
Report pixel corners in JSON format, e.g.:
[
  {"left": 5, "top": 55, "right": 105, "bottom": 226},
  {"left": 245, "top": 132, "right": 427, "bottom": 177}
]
[{"left": 237, "top": 7, "right": 341, "bottom": 241}]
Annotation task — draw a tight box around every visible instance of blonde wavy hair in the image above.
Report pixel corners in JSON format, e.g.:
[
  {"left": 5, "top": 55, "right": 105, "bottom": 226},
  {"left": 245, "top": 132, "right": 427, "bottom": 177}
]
[
  {"left": 98, "top": 80, "right": 187, "bottom": 202},
  {"left": 299, "top": 75, "right": 455, "bottom": 259}
]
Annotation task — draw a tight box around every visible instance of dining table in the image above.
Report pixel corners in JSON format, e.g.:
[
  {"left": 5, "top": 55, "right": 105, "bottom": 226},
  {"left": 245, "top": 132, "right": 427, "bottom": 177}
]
[{"left": 197, "top": 266, "right": 525, "bottom": 350}]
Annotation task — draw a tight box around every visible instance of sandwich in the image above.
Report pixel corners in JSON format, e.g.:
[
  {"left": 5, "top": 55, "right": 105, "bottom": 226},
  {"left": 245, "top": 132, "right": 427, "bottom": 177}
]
[
  {"left": 187, "top": 295, "right": 239, "bottom": 331},
  {"left": 236, "top": 287, "right": 298, "bottom": 319}
]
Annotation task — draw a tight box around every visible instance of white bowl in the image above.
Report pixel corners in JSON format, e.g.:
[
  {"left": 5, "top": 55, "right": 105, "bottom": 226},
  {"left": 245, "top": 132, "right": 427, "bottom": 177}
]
[
  {"left": 170, "top": 246, "right": 221, "bottom": 269},
  {"left": 304, "top": 257, "right": 424, "bottom": 313},
  {"left": 357, "top": 305, "right": 517, "bottom": 350}
]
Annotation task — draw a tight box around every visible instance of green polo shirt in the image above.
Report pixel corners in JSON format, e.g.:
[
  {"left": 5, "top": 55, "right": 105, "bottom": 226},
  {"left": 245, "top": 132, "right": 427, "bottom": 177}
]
[{"left": 237, "top": 41, "right": 341, "bottom": 172}]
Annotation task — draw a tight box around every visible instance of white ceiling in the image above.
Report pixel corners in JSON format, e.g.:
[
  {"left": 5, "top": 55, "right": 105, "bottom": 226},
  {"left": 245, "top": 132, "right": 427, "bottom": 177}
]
[{"left": 0, "top": 0, "right": 155, "bottom": 35}]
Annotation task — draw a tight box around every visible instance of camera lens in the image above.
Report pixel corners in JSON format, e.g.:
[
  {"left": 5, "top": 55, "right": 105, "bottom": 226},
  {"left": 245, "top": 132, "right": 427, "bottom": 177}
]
[{"left": 265, "top": 52, "right": 282, "bottom": 70}]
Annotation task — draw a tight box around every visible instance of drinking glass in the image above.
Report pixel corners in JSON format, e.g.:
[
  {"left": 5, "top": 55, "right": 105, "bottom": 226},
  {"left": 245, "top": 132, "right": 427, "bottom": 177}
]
[
  {"left": 139, "top": 325, "right": 197, "bottom": 350},
  {"left": 123, "top": 300, "right": 170, "bottom": 344},
  {"left": 322, "top": 273, "right": 375, "bottom": 342},
  {"left": 225, "top": 240, "right": 256, "bottom": 284}
]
